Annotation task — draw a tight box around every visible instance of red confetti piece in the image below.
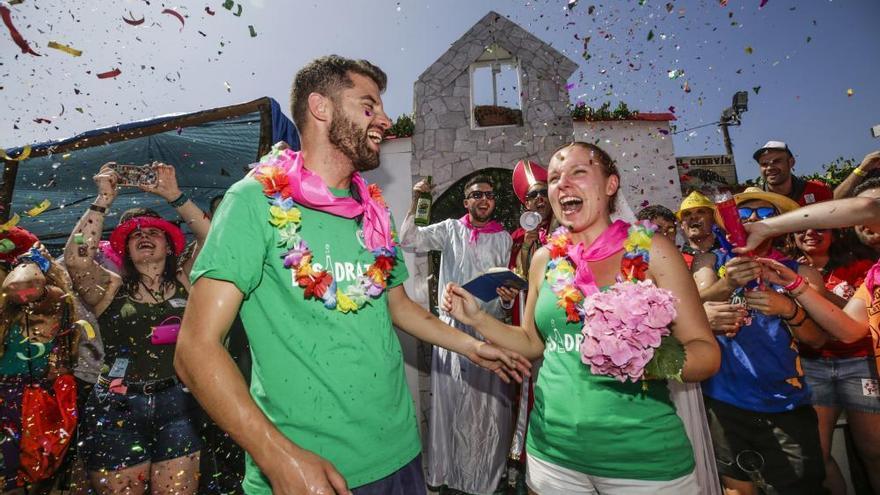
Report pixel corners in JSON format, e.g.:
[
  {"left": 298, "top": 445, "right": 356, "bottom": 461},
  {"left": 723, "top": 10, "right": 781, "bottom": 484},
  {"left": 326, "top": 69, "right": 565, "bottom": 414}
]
[
  {"left": 33, "top": 118, "right": 51, "bottom": 124},
  {"left": 97, "top": 68, "right": 121, "bottom": 79},
  {"left": 122, "top": 12, "right": 145, "bottom": 25},
  {"left": 205, "top": 7, "right": 215, "bottom": 15},
  {"left": 162, "top": 8, "right": 185, "bottom": 31},
  {"left": 0, "top": 5, "right": 40, "bottom": 56},
  {"left": 759, "top": 0, "right": 769, "bottom": 7}
]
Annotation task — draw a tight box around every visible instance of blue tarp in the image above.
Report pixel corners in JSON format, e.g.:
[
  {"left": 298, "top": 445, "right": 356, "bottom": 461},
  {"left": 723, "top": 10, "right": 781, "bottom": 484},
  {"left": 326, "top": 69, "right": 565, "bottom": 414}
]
[{"left": 4, "top": 97, "right": 299, "bottom": 244}]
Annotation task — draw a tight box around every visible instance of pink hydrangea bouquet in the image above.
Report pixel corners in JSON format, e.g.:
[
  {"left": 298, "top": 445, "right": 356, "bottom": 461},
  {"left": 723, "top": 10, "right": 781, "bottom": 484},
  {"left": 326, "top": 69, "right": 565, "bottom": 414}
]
[{"left": 579, "top": 279, "right": 685, "bottom": 383}]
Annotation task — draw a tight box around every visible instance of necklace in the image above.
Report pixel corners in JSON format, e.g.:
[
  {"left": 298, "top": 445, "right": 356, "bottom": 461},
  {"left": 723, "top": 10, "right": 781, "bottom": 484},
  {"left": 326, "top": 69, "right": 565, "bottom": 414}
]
[
  {"left": 138, "top": 278, "right": 166, "bottom": 304},
  {"left": 544, "top": 222, "right": 654, "bottom": 323},
  {"left": 252, "top": 153, "right": 397, "bottom": 314}
]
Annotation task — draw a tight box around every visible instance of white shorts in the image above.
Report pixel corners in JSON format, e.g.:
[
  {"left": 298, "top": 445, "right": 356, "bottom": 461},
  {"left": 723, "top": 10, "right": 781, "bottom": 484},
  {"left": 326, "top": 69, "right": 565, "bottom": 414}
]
[{"left": 526, "top": 454, "right": 700, "bottom": 495}]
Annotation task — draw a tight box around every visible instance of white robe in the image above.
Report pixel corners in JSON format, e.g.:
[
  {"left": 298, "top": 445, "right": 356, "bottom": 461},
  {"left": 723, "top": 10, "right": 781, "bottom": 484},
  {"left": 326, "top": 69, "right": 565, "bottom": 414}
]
[{"left": 400, "top": 215, "right": 514, "bottom": 495}]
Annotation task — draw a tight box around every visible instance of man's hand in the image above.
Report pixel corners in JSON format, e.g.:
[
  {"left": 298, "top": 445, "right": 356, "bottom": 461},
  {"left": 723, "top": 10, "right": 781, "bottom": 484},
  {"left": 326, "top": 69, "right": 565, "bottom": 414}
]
[
  {"left": 744, "top": 290, "right": 796, "bottom": 318},
  {"left": 139, "top": 162, "right": 182, "bottom": 201},
  {"left": 261, "top": 445, "right": 351, "bottom": 495},
  {"left": 721, "top": 256, "right": 762, "bottom": 289},
  {"left": 464, "top": 340, "right": 531, "bottom": 384},
  {"left": 523, "top": 229, "right": 541, "bottom": 246},
  {"left": 703, "top": 301, "right": 748, "bottom": 337},
  {"left": 496, "top": 286, "right": 518, "bottom": 306},
  {"left": 412, "top": 178, "right": 432, "bottom": 199},
  {"left": 859, "top": 150, "right": 880, "bottom": 173}
]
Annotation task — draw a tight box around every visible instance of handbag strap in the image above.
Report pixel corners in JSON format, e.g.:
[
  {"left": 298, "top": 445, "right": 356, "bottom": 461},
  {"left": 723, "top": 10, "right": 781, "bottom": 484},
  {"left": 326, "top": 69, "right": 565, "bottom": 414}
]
[{"left": 157, "top": 315, "right": 182, "bottom": 326}]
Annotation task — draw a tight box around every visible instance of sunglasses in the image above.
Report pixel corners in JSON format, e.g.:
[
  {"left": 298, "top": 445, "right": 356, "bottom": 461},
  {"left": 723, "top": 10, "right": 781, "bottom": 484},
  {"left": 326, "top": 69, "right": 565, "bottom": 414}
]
[
  {"left": 467, "top": 191, "right": 495, "bottom": 200},
  {"left": 738, "top": 206, "right": 777, "bottom": 220},
  {"left": 525, "top": 189, "right": 548, "bottom": 200}
]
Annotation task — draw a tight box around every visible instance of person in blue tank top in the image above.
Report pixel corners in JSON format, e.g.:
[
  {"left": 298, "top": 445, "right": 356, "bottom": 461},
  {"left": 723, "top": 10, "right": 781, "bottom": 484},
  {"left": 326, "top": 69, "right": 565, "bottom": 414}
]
[{"left": 692, "top": 187, "right": 830, "bottom": 495}]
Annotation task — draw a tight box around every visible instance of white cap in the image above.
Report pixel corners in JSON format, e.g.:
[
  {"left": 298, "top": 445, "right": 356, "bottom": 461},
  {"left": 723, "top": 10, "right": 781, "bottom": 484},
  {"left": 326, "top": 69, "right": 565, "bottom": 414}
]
[{"left": 753, "top": 140, "right": 793, "bottom": 161}]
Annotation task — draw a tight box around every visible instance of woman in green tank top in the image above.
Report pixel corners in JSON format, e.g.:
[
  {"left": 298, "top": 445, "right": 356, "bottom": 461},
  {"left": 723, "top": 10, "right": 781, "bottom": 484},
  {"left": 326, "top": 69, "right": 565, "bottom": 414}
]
[{"left": 443, "top": 142, "right": 720, "bottom": 494}]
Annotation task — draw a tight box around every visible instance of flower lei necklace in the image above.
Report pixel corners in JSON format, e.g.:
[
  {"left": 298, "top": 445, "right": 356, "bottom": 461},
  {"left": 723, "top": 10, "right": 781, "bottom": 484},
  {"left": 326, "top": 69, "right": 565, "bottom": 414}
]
[
  {"left": 544, "top": 221, "right": 654, "bottom": 323},
  {"left": 252, "top": 151, "right": 397, "bottom": 314}
]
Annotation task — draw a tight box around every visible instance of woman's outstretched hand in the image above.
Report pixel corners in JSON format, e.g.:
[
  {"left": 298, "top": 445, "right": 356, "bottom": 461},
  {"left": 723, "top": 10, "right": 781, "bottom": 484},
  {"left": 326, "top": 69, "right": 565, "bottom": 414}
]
[
  {"left": 733, "top": 222, "right": 773, "bottom": 255},
  {"left": 442, "top": 282, "right": 483, "bottom": 326},
  {"left": 756, "top": 257, "right": 799, "bottom": 287}
]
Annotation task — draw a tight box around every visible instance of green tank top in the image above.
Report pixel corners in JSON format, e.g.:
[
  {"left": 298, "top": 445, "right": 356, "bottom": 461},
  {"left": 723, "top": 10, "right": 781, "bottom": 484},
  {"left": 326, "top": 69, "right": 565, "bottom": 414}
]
[{"left": 525, "top": 225, "right": 694, "bottom": 481}]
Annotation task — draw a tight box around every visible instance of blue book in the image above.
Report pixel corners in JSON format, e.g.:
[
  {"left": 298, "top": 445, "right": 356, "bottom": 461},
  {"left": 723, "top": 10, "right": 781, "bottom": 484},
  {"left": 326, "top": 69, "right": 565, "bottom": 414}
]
[{"left": 462, "top": 268, "right": 528, "bottom": 302}]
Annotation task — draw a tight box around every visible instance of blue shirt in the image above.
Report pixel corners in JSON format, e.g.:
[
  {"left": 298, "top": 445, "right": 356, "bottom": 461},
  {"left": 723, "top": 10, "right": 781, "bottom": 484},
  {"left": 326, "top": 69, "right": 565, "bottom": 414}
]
[{"left": 701, "top": 250, "right": 810, "bottom": 412}]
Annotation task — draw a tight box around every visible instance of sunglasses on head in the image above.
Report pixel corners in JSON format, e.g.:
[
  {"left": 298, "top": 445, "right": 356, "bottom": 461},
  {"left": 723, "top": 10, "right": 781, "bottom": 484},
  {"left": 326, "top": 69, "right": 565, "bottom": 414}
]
[
  {"left": 467, "top": 191, "right": 495, "bottom": 200},
  {"left": 738, "top": 206, "right": 777, "bottom": 220},
  {"left": 525, "top": 189, "right": 548, "bottom": 200}
]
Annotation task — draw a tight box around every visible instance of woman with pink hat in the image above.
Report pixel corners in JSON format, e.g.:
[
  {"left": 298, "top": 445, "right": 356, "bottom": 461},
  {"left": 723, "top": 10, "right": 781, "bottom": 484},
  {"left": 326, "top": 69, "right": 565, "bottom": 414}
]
[{"left": 62, "top": 162, "right": 211, "bottom": 494}]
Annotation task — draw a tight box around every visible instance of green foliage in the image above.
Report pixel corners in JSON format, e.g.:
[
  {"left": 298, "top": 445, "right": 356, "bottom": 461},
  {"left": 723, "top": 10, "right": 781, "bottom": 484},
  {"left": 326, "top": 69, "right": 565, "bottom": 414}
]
[
  {"left": 570, "top": 101, "right": 637, "bottom": 121},
  {"left": 802, "top": 156, "right": 858, "bottom": 188},
  {"left": 643, "top": 335, "right": 685, "bottom": 382},
  {"left": 386, "top": 113, "right": 415, "bottom": 138}
]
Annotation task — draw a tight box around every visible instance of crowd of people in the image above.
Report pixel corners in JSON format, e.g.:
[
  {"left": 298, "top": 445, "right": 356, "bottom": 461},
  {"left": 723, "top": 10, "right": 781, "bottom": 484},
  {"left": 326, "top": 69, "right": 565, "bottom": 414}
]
[{"left": 0, "top": 54, "right": 878, "bottom": 495}]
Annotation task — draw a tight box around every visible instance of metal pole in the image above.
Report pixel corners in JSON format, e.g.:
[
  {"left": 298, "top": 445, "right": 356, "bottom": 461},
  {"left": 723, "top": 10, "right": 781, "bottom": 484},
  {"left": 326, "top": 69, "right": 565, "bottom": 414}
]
[{"left": 720, "top": 121, "right": 734, "bottom": 157}]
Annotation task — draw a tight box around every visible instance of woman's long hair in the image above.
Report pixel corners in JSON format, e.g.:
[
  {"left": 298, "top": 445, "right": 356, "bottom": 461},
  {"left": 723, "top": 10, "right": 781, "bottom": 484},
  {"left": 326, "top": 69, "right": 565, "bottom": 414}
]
[{"left": 117, "top": 208, "right": 180, "bottom": 299}]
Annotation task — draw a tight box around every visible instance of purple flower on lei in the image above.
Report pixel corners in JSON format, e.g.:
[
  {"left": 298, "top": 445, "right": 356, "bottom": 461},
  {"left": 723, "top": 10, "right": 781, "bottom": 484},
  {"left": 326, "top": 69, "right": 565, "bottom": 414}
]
[{"left": 282, "top": 240, "right": 309, "bottom": 268}]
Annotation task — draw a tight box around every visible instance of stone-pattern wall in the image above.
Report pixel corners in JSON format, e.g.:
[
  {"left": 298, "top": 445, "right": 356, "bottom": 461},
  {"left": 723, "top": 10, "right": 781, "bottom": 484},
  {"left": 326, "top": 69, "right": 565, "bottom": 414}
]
[{"left": 412, "top": 11, "right": 579, "bottom": 196}]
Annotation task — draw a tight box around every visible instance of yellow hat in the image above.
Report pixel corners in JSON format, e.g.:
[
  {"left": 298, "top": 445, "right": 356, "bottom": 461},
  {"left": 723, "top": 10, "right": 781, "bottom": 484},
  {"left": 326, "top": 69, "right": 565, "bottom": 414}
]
[
  {"left": 713, "top": 187, "right": 799, "bottom": 226},
  {"left": 676, "top": 191, "right": 715, "bottom": 220}
]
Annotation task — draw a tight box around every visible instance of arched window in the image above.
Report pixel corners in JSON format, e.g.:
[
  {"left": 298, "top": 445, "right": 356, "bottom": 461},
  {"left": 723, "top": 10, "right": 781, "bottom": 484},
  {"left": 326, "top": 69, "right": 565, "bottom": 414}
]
[{"left": 470, "top": 45, "right": 522, "bottom": 129}]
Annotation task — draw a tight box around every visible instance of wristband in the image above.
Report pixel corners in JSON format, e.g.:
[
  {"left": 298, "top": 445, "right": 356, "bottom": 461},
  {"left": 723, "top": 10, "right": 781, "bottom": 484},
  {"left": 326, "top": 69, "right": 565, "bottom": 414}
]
[
  {"left": 168, "top": 192, "right": 189, "bottom": 208},
  {"left": 89, "top": 203, "right": 107, "bottom": 214},
  {"left": 790, "top": 282, "right": 809, "bottom": 297},
  {"left": 853, "top": 167, "right": 867, "bottom": 177},
  {"left": 785, "top": 306, "right": 808, "bottom": 326},
  {"left": 783, "top": 275, "right": 804, "bottom": 293}
]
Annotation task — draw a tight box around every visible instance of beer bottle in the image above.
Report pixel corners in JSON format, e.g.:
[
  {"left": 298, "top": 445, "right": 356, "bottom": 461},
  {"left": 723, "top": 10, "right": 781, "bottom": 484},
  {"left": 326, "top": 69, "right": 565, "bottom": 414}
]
[{"left": 414, "top": 176, "right": 433, "bottom": 226}]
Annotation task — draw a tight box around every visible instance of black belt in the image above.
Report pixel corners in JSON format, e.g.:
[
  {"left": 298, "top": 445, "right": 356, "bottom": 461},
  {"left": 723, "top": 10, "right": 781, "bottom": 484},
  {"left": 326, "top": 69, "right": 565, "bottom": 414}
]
[{"left": 97, "top": 375, "right": 179, "bottom": 395}]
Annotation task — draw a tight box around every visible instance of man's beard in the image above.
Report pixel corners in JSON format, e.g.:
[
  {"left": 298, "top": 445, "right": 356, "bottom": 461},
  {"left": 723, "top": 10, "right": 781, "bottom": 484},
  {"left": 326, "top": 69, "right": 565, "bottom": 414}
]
[
  {"left": 468, "top": 204, "right": 493, "bottom": 224},
  {"left": 328, "top": 108, "right": 380, "bottom": 172}
]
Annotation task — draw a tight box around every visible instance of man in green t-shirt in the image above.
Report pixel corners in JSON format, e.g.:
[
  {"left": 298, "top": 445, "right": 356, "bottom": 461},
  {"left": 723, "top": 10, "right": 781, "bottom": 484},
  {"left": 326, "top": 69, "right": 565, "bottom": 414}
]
[{"left": 174, "top": 55, "right": 529, "bottom": 495}]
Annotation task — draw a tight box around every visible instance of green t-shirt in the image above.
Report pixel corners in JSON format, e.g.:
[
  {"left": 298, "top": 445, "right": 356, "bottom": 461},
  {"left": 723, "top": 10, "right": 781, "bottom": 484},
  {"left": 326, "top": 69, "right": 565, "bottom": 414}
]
[
  {"left": 526, "top": 279, "right": 694, "bottom": 481},
  {"left": 191, "top": 177, "right": 420, "bottom": 492}
]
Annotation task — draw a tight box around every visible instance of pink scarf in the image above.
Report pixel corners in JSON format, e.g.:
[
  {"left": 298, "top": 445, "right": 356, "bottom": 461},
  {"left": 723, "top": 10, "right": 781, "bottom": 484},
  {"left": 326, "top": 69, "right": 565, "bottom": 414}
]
[
  {"left": 282, "top": 150, "right": 392, "bottom": 251},
  {"left": 459, "top": 215, "right": 505, "bottom": 244},
  {"left": 567, "top": 220, "right": 630, "bottom": 297}
]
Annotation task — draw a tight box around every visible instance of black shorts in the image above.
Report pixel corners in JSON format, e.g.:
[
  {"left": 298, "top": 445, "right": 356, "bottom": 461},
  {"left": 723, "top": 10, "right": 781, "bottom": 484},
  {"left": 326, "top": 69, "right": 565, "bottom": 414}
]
[{"left": 704, "top": 396, "right": 826, "bottom": 495}]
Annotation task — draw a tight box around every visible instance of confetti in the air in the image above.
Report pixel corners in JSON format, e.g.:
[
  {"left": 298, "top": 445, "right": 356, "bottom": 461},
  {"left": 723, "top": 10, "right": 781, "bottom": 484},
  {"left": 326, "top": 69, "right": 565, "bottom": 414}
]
[
  {"left": 0, "top": 5, "right": 40, "bottom": 56},
  {"left": 47, "top": 41, "right": 82, "bottom": 57},
  {"left": 97, "top": 68, "right": 122, "bottom": 79},
  {"left": 162, "top": 8, "right": 186, "bottom": 31}
]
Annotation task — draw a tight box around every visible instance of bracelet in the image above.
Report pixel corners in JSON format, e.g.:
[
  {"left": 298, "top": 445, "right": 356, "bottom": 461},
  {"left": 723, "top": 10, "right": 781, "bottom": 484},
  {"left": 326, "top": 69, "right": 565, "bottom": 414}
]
[
  {"left": 89, "top": 203, "right": 107, "bottom": 214},
  {"left": 785, "top": 305, "right": 808, "bottom": 326},
  {"left": 789, "top": 282, "right": 809, "bottom": 297},
  {"left": 783, "top": 275, "right": 804, "bottom": 293},
  {"left": 168, "top": 192, "right": 189, "bottom": 208},
  {"left": 782, "top": 300, "right": 799, "bottom": 321},
  {"left": 853, "top": 167, "right": 867, "bottom": 177}
]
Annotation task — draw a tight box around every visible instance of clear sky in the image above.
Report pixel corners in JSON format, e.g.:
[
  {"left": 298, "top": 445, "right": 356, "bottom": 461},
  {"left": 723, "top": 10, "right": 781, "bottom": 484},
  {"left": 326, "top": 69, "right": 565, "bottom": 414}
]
[{"left": 3, "top": 0, "right": 878, "bottom": 181}]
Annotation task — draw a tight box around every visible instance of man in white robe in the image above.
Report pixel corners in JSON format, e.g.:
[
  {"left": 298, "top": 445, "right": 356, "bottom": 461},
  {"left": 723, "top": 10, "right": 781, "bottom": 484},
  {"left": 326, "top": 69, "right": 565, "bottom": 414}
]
[{"left": 400, "top": 174, "right": 514, "bottom": 495}]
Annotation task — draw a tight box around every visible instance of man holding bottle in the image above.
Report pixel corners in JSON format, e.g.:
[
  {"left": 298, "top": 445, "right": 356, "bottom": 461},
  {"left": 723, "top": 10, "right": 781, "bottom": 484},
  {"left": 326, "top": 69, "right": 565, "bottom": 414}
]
[{"left": 400, "top": 175, "right": 514, "bottom": 495}]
